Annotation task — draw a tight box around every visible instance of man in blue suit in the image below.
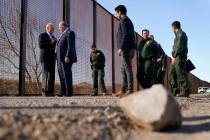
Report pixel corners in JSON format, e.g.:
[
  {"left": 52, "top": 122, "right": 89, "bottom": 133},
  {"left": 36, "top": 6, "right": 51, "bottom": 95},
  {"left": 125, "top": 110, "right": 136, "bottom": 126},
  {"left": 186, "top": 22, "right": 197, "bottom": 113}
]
[{"left": 56, "top": 21, "right": 77, "bottom": 96}]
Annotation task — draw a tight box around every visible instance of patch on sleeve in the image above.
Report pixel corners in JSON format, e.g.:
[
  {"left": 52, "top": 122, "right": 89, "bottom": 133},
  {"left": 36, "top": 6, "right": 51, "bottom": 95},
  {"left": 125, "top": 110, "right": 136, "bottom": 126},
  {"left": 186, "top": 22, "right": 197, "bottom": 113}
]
[{"left": 146, "top": 41, "right": 151, "bottom": 45}]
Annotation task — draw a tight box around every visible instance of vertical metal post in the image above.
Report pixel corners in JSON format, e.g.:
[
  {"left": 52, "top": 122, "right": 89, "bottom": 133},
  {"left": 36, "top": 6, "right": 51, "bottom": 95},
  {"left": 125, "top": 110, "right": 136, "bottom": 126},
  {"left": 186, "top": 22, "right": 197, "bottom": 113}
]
[
  {"left": 93, "top": 0, "right": 96, "bottom": 45},
  {"left": 135, "top": 33, "right": 140, "bottom": 91},
  {"left": 63, "top": 0, "right": 70, "bottom": 24},
  {"left": 63, "top": 0, "right": 66, "bottom": 21},
  {"left": 167, "top": 58, "right": 170, "bottom": 89},
  {"left": 19, "top": 0, "right": 27, "bottom": 96},
  {"left": 111, "top": 16, "right": 115, "bottom": 94}
]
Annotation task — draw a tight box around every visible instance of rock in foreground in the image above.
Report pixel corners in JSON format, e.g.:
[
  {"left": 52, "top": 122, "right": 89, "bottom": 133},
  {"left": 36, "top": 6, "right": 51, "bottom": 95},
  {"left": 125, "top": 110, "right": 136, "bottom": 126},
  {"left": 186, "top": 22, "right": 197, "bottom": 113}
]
[{"left": 119, "top": 84, "right": 182, "bottom": 131}]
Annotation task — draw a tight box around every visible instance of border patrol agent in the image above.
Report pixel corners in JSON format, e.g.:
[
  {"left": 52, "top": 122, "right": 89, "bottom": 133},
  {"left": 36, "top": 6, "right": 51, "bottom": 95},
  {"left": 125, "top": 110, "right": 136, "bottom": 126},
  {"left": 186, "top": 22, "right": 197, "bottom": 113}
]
[
  {"left": 90, "top": 44, "right": 106, "bottom": 96},
  {"left": 137, "top": 29, "right": 158, "bottom": 89},
  {"left": 170, "top": 21, "right": 190, "bottom": 97}
]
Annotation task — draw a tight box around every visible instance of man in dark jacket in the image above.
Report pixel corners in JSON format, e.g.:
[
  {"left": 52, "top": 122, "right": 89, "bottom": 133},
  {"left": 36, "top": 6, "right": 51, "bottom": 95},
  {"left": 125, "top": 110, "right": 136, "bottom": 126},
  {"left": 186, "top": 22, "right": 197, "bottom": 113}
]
[
  {"left": 56, "top": 21, "right": 77, "bottom": 97},
  {"left": 90, "top": 44, "right": 106, "bottom": 96},
  {"left": 39, "top": 23, "right": 57, "bottom": 96},
  {"left": 114, "top": 5, "right": 135, "bottom": 97}
]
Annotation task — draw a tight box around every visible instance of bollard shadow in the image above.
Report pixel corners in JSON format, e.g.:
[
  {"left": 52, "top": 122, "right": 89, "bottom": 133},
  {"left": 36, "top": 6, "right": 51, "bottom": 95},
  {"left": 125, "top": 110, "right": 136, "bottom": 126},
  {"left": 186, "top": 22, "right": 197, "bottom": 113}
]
[
  {"left": 183, "top": 116, "right": 210, "bottom": 122},
  {"left": 0, "top": 105, "right": 120, "bottom": 110},
  {"left": 165, "top": 115, "right": 210, "bottom": 134}
]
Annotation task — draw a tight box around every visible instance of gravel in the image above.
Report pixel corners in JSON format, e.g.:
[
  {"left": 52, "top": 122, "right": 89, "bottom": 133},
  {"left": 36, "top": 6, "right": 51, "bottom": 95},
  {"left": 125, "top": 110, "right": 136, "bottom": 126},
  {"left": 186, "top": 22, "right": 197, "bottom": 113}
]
[{"left": 0, "top": 95, "right": 210, "bottom": 140}]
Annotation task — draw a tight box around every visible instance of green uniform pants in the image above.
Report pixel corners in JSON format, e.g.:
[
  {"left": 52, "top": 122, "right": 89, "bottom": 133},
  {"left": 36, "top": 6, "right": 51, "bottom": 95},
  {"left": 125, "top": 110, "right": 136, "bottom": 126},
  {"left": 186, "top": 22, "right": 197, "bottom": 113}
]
[
  {"left": 92, "top": 68, "right": 106, "bottom": 94},
  {"left": 169, "top": 58, "right": 190, "bottom": 95},
  {"left": 137, "top": 59, "right": 155, "bottom": 89}
]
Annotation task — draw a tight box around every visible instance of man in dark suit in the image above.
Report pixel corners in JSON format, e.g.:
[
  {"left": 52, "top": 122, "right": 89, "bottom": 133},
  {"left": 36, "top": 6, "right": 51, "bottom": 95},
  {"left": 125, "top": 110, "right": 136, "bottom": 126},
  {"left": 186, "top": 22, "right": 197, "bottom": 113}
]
[
  {"left": 114, "top": 5, "right": 136, "bottom": 97},
  {"left": 39, "top": 23, "right": 57, "bottom": 96},
  {"left": 56, "top": 21, "right": 77, "bottom": 97}
]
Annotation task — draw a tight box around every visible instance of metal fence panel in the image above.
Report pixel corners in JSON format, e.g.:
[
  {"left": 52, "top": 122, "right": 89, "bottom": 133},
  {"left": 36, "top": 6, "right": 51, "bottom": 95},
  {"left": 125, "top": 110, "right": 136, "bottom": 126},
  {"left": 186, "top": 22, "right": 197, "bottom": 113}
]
[
  {"left": 70, "top": 0, "right": 93, "bottom": 94},
  {"left": 0, "top": 0, "right": 21, "bottom": 95},
  {"left": 136, "top": 34, "right": 144, "bottom": 90},
  {"left": 165, "top": 57, "right": 171, "bottom": 90},
  {"left": 25, "top": 0, "right": 63, "bottom": 95},
  {"left": 113, "top": 18, "right": 122, "bottom": 92},
  {"left": 96, "top": 5, "right": 113, "bottom": 93},
  {"left": 132, "top": 39, "right": 138, "bottom": 91}
]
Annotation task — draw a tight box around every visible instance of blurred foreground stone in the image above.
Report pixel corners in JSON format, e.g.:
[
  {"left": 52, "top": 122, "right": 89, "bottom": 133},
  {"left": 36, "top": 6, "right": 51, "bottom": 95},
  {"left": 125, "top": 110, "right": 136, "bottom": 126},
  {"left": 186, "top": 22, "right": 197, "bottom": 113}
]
[
  {"left": 1, "top": 95, "right": 210, "bottom": 140},
  {"left": 119, "top": 84, "right": 182, "bottom": 131}
]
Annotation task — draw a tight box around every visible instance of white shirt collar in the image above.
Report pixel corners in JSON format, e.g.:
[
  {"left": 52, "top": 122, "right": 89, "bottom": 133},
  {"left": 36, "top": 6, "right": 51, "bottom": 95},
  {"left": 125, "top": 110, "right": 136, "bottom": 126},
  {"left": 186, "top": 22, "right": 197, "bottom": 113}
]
[
  {"left": 47, "top": 31, "right": 52, "bottom": 36},
  {"left": 47, "top": 31, "right": 53, "bottom": 40}
]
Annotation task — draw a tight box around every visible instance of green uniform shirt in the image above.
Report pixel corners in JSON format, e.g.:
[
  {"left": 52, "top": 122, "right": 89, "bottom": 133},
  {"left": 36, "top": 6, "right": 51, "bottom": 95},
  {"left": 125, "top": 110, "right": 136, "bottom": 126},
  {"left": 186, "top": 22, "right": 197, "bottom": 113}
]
[
  {"left": 90, "top": 50, "right": 105, "bottom": 69},
  {"left": 138, "top": 38, "right": 158, "bottom": 60},
  {"left": 172, "top": 29, "right": 188, "bottom": 58}
]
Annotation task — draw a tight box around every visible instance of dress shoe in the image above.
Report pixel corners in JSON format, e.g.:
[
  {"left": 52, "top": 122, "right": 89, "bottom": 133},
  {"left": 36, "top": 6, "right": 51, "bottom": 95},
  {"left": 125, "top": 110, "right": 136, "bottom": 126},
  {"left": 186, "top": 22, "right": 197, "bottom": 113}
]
[
  {"left": 176, "top": 92, "right": 190, "bottom": 98},
  {"left": 48, "top": 93, "right": 55, "bottom": 97},
  {"left": 42, "top": 92, "right": 51, "bottom": 97},
  {"left": 57, "top": 93, "right": 65, "bottom": 97},
  {"left": 113, "top": 91, "right": 125, "bottom": 97},
  {"left": 90, "top": 94, "right": 98, "bottom": 97},
  {"left": 120, "top": 90, "right": 133, "bottom": 98},
  {"left": 65, "top": 94, "right": 73, "bottom": 97}
]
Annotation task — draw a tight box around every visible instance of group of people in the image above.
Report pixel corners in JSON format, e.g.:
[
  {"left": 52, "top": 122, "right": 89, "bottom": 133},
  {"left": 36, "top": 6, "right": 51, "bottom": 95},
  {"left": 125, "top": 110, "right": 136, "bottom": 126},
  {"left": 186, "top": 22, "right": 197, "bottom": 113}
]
[
  {"left": 39, "top": 21, "right": 76, "bottom": 97},
  {"left": 39, "top": 5, "right": 190, "bottom": 98},
  {"left": 113, "top": 5, "right": 190, "bottom": 98}
]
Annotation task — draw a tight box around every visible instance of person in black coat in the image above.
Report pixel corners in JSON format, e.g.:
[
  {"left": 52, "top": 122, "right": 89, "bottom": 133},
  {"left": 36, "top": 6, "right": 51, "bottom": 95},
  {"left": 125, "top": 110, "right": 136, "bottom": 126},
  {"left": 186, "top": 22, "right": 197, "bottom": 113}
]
[
  {"left": 114, "top": 5, "right": 136, "bottom": 97},
  {"left": 39, "top": 23, "right": 57, "bottom": 96},
  {"left": 56, "top": 21, "right": 77, "bottom": 96}
]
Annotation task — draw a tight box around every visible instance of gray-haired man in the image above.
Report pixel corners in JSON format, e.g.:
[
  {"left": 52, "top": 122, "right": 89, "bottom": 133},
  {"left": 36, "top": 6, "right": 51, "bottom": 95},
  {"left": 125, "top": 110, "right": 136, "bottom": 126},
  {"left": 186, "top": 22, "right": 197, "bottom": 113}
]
[{"left": 39, "top": 23, "right": 57, "bottom": 96}]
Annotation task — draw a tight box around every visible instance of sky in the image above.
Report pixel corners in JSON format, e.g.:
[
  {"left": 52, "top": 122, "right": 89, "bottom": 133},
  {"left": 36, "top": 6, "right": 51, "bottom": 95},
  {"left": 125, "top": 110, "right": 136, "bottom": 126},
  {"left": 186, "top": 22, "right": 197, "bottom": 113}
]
[{"left": 98, "top": 0, "right": 210, "bottom": 82}]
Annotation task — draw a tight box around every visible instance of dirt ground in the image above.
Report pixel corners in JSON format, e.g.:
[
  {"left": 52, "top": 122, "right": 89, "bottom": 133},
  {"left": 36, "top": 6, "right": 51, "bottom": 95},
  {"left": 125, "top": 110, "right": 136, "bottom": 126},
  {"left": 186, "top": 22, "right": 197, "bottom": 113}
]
[{"left": 0, "top": 94, "right": 210, "bottom": 140}]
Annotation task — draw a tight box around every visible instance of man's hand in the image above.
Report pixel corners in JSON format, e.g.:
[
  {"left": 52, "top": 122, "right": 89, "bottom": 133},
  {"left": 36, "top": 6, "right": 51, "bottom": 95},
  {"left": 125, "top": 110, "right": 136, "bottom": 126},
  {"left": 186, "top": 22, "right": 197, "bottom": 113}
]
[
  {"left": 157, "top": 58, "right": 161, "bottom": 63},
  {"left": 65, "top": 57, "right": 70, "bottom": 63},
  {"left": 51, "top": 39, "right": 57, "bottom": 45},
  {"left": 171, "top": 58, "right": 176, "bottom": 65},
  {"left": 118, "top": 49, "right": 123, "bottom": 56}
]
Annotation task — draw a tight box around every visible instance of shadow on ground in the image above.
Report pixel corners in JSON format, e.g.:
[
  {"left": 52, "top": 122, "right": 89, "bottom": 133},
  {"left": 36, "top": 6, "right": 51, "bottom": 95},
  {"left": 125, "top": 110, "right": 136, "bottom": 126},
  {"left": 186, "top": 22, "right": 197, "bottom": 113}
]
[{"left": 165, "top": 115, "right": 210, "bottom": 134}]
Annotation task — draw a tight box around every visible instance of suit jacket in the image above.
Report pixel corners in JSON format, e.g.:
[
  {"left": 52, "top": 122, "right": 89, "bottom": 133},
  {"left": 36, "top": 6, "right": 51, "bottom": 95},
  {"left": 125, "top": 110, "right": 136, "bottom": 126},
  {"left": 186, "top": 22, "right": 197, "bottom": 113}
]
[
  {"left": 39, "top": 32, "right": 56, "bottom": 63},
  {"left": 117, "top": 16, "right": 135, "bottom": 51},
  {"left": 56, "top": 28, "right": 77, "bottom": 63}
]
